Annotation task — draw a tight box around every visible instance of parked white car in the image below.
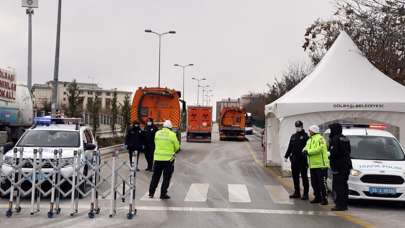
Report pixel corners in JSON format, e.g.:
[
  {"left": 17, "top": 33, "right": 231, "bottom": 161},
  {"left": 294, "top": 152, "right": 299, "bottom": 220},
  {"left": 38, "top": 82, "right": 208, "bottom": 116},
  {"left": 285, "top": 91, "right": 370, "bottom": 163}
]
[
  {"left": 1, "top": 117, "right": 99, "bottom": 194},
  {"left": 325, "top": 125, "right": 405, "bottom": 202}
]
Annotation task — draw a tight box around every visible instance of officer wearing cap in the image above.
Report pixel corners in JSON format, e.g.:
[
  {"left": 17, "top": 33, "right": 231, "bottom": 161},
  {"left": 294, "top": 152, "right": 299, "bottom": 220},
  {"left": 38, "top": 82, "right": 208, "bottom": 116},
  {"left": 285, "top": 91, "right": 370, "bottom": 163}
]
[
  {"left": 304, "top": 125, "right": 330, "bottom": 205},
  {"left": 148, "top": 120, "right": 180, "bottom": 200},
  {"left": 284, "top": 120, "right": 309, "bottom": 200}
]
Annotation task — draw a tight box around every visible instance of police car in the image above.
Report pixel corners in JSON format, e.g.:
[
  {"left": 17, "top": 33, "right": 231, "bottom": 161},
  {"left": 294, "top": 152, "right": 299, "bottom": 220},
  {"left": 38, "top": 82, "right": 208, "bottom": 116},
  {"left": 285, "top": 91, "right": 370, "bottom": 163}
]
[
  {"left": 325, "top": 124, "right": 405, "bottom": 202},
  {"left": 1, "top": 116, "right": 99, "bottom": 193}
]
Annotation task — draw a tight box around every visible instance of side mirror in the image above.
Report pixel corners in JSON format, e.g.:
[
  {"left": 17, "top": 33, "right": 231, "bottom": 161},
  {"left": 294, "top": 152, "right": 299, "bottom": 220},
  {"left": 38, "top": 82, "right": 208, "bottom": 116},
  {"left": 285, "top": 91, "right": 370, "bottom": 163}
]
[
  {"left": 84, "top": 143, "right": 97, "bottom": 151},
  {"left": 3, "top": 142, "right": 15, "bottom": 154}
]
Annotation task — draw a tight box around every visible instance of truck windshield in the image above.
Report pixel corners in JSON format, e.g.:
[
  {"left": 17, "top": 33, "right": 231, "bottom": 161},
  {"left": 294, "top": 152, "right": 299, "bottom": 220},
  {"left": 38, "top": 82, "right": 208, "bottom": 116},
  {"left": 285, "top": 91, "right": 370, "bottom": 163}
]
[
  {"left": 17, "top": 130, "right": 80, "bottom": 148},
  {"left": 349, "top": 136, "right": 405, "bottom": 161}
]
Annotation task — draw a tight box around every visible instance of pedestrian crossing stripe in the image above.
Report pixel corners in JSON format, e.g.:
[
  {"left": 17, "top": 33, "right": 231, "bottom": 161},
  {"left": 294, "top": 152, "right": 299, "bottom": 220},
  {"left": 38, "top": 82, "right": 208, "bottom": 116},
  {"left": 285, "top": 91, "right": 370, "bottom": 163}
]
[
  {"left": 265, "top": 185, "right": 293, "bottom": 205},
  {"left": 228, "top": 184, "right": 251, "bottom": 203},
  {"left": 184, "top": 183, "right": 209, "bottom": 202}
]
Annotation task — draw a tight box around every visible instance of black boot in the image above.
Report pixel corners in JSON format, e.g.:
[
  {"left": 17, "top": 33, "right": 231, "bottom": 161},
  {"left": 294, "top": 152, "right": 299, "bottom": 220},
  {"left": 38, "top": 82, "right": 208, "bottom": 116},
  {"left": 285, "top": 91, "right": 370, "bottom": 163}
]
[
  {"left": 301, "top": 193, "right": 309, "bottom": 200},
  {"left": 289, "top": 192, "right": 301, "bottom": 199}
]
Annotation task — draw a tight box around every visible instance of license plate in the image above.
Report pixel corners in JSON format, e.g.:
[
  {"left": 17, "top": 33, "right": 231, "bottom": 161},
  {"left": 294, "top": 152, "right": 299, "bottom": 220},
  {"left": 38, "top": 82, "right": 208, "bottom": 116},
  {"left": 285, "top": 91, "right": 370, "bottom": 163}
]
[
  {"left": 369, "top": 187, "right": 396, "bottom": 195},
  {"left": 28, "top": 172, "right": 46, "bottom": 182}
]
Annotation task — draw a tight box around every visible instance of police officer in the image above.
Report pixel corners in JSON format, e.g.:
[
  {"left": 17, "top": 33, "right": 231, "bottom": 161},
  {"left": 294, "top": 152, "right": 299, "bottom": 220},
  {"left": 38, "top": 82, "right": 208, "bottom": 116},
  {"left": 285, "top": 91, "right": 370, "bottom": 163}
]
[
  {"left": 149, "top": 120, "right": 180, "bottom": 200},
  {"left": 143, "top": 118, "right": 158, "bottom": 172},
  {"left": 125, "top": 121, "right": 144, "bottom": 171},
  {"left": 284, "top": 120, "right": 309, "bottom": 200},
  {"left": 328, "top": 123, "right": 352, "bottom": 211},
  {"left": 304, "top": 125, "right": 329, "bottom": 205}
]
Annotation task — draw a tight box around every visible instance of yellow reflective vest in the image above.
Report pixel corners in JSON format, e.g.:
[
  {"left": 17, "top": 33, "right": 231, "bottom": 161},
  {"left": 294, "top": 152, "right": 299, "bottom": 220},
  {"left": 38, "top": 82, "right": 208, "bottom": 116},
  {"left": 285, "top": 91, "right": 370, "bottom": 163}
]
[
  {"left": 154, "top": 128, "right": 180, "bottom": 161},
  {"left": 304, "top": 133, "right": 330, "bottom": 169}
]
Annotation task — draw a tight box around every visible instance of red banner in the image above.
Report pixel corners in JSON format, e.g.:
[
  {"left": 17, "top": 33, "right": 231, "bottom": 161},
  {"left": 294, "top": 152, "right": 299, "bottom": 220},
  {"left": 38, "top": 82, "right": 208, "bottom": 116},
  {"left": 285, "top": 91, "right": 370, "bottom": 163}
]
[{"left": 0, "top": 68, "right": 16, "bottom": 101}]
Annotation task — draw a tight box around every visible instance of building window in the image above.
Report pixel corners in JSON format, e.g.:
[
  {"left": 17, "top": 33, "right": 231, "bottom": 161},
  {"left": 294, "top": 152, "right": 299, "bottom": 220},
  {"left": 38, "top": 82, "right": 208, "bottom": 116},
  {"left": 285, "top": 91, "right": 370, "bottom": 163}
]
[
  {"left": 96, "top": 91, "right": 102, "bottom": 96},
  {"left": 63, "top": 92, "right": 67, "bottom": 95},
  {"left": 88, "top": 91, "right": 93, "bottom": 95},
  {"left": 105, "top": 98, "right": 111, "bottom": 108},
  {"left": 79, "top": 91, "right": 83, "bottom": 95},
  {"left": 88, "top": 97, "right": 93, "bottom": 104},
  {"left": 106, "top": 92, "right": 111, "bottom": 96}
]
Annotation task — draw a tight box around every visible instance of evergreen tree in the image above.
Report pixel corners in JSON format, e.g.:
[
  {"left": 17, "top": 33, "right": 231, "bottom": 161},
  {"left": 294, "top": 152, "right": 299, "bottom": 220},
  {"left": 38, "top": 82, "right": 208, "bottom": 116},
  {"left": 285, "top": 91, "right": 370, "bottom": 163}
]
[
  {"left": 121, "top": 94, "right": 131, "bottom": 133},
  {"left": 87, "top": 94, "right": 100, "bottom": 133},
  {"left": 111, "top": 90, "right": 118, "bottom": 135},
  {"left": 67, "top": 79, "right": 81, "bottom": 117}
]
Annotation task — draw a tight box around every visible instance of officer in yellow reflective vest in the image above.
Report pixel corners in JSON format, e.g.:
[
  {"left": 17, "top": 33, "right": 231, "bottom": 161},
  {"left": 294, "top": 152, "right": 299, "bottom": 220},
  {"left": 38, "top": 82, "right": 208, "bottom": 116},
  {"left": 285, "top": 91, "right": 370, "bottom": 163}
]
[
  {"left": 304, "top": 125, "right": 330, "bottom": 205},
  {"left": 148, "top": 120, "right": 180, "bottom": 200}
]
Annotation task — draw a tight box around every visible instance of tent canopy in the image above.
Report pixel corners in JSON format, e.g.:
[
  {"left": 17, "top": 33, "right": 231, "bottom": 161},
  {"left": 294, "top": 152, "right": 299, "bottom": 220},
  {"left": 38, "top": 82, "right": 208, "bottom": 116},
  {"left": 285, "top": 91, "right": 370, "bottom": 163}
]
[
  {"left": 264, "top": 31, "right": 405, "bottom": 169},
  {"left": 266, "top": 31, "right": 405, "bottom": 119}
]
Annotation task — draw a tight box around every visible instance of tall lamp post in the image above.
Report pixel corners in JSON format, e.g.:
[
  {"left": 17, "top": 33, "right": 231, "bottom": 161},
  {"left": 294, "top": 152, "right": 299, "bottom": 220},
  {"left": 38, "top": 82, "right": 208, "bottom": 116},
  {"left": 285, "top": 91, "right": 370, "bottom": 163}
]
[
  {"left": 201, "top": 85, "right": 210, "bottom": 106},
  {"left": 51, "top": 0, "right": 62, "bottom": 117},
  {"left": 173, "top": 63, "right": 193, "bottom": 101},
  {"left": 22, "top": 0, "right": 39, "bottom": 92},
  {"left": 145, "top": 29, "right": 176, "bottom": 87},
  {"left": 191, "top": 77, "right": 206, "bottom": 105},
  {"left": 204, "top": 89, "right": 213, "bottom": 106}
]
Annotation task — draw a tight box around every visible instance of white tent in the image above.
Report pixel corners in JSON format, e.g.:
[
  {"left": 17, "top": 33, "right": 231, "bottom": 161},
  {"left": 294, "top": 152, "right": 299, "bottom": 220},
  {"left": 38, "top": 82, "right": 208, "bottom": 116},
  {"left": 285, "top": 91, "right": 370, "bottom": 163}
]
[{"left": 264, "top": 31, "right": 405, "bottom": 171}]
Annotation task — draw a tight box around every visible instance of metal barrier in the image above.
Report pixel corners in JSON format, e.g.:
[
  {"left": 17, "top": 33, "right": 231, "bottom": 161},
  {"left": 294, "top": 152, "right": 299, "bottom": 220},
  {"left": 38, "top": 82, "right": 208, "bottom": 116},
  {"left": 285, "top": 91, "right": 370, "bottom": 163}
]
[{"left": 0, "top": 146, "right": 138, "bottom": 219}]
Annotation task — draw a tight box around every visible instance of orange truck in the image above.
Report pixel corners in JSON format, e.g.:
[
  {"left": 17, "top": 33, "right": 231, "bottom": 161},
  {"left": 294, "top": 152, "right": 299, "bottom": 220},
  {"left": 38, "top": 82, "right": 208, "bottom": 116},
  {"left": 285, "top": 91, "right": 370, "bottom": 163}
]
[
  {"left": 130, "top": 87, "right": 184, "bottom": 140},
  {"left": 219, "top": 107, "right": 246, "bottom": 141},
  {"left": 186, "top": 106, "right": 212, "bottom": 142}
]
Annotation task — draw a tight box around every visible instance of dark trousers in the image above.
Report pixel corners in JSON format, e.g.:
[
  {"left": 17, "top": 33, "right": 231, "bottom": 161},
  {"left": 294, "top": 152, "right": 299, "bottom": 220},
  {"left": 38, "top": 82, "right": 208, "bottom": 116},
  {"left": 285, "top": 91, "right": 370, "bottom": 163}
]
[
  {"left": 144, "top": 145, "right": 154, "bottom": 170},
  {"left": 149, "top": 160, "right": 174, "bottom": 197},
  {"left": 310, "top": 168, "right": 328, "bottom": 201},
  {"left": 333, "top": 172, "right": 349, "bottom": 209},
  {"left": 291, "top": 161, "right": 309, "bottom": 195},
  {"left": 128, "top": 150, "right": 138, "bottom": 166}
]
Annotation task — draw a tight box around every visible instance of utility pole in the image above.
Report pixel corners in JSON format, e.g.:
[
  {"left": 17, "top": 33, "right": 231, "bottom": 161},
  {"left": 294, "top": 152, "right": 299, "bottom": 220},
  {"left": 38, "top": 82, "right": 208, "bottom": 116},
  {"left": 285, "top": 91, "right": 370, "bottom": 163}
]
[
  {"left": 51, "top": 0, "right": 62, "bottom": 117},
  {"left": 22, "top": 0, "right": 39, "bottom": 91}
]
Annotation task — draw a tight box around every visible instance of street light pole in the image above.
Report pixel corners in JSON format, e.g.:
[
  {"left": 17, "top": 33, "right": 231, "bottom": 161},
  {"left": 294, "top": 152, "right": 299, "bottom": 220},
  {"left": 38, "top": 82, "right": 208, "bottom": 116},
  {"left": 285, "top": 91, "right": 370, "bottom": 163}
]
[
  {"left": 27, "top": 8, "right": 33, "bottom": 91},
  {"left": 201, "top": 85, "right": 210, "bottom": 106},
  {"left": 22, "top": 1, "right": 38, "bottom": 91},
  {"left": 174, "top": 63, "right": 194, "bottom": 101},
  {"left": 51, "top": 0, "right": 62, "bottom": 117},
  {"left": 192, "top": 77, "right": 206, "bottom": 106},
  {"left": 145, "top": 29, "right": 176, "bottom": 87}
]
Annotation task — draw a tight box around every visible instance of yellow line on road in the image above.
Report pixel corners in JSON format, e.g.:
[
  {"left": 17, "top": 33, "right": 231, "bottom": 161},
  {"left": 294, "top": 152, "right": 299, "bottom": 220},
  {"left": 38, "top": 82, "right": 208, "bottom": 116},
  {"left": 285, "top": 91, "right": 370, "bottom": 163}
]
[{"left": 244, "top": 142, "right": 374, "bottom": 228}]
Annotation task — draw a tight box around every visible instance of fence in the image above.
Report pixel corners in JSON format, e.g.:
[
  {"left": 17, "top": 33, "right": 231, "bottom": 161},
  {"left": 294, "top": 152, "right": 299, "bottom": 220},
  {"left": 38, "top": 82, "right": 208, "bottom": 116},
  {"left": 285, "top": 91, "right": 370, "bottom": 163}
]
[{"left": 0, "top": 146, "right": 139, "bottom": 220}]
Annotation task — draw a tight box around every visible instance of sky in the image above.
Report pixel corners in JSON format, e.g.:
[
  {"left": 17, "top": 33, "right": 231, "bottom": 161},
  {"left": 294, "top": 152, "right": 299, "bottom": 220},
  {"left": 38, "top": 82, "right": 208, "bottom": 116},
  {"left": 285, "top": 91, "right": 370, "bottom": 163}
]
[{"left": 0, "top": 0, "right": 335, "bottom": 105}]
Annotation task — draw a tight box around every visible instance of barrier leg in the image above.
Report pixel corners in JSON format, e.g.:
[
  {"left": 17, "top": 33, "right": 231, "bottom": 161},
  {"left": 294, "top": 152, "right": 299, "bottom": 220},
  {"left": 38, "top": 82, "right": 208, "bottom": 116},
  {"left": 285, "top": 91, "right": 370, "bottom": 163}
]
[
  {"left": 109, "top": 151, "right": 117, "bottom": 218},
  {"left": 94, "top": 154, "right": 100, "bottom": 215},
  {"left": 88, "top": 151, "right": 97, "bottom": 219},
  {"left": 48, "top": 150, "right": 58, "bottom": 218},
  {"left": 30, "top": 149, "right": 38, "bottom": 215},
  {"left": 15, "top": 148, "right": 23, "bottom": 213},
  {"left": 55, "top": 149, "right": 63, "bottom": 215},
  {"left": 6, "top": 149, "right": 18, "bottom": 217},
  {"left": 127, "top": 160, "right": 137, "bottom": 220},
  {"left": 70, "top": 150, "right": 78, "bottom": 216},
  {"left": 35, "top": 149, "right": 43, "bottom": 215}
]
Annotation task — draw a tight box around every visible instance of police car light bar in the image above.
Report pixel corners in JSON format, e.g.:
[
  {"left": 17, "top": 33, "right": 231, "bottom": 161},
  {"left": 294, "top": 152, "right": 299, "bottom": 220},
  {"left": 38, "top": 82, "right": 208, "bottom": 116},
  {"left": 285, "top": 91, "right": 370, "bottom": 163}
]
[{"left": 34, "top": 117, "right": 83, "bottom": 126}]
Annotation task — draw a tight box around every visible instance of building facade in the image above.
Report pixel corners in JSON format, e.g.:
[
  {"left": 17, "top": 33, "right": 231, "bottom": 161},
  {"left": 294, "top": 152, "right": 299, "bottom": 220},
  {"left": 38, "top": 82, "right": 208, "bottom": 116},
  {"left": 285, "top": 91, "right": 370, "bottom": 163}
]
[{"left": 32, "top": 81, "right": 132, "bottom": 112}]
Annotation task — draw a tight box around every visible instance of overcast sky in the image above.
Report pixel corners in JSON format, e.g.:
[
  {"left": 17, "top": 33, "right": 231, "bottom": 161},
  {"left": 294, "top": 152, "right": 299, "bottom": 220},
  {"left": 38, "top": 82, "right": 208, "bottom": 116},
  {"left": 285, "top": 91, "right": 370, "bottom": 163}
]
[{"left": 0, "top": 0, "right": 334, "bottom": 105}]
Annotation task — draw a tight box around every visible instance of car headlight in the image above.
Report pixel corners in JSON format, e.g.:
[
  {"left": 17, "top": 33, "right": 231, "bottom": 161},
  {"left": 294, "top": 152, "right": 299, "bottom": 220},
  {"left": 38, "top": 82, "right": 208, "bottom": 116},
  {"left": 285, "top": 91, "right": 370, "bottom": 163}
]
[
  {"left": 2, "top": 156, "right": 15, "bottom": 165},
  {"left": 61, "top": 157, "right": 75, "bottom": 167},
  {"left": 350, "top": 169, "right": 362, "bottom": 176}
]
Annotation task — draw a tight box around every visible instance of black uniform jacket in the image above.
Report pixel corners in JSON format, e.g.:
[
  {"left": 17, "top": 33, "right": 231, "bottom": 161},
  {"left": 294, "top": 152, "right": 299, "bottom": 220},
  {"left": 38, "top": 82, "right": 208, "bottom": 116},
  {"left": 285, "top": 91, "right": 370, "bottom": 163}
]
[{"left": 285, "top": 130, "right": 309, "bottom": 164}]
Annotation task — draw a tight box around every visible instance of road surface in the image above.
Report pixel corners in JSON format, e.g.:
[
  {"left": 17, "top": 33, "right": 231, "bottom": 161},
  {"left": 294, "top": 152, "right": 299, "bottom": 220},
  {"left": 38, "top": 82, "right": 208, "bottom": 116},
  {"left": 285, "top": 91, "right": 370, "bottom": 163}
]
[{"left": 0, "top": 127, "right": 401, "bottom": 227}]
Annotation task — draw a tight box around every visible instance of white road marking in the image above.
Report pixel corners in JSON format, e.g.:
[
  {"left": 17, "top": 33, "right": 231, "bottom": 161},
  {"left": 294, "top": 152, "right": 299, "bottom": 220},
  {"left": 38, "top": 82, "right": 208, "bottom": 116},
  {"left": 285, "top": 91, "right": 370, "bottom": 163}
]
[
  {"left": 0, "top": 204, "right": 336, "bottom": 216},
  {"left": 228, "top": 184, "right": 251, "bottom": 203},
  {"left": 184, "top": 183, "right": 209, "bottom": 202},
  {"left": 265, "top": 185, "right": 293, "bottom": 205}
]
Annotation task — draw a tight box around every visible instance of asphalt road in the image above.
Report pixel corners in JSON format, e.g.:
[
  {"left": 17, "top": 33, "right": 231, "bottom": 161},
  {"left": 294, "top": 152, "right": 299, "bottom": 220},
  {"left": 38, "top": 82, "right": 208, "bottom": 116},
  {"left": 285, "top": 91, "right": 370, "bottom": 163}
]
[{"left": 0, "top": 126, "right": 385, "bottom": 228}]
